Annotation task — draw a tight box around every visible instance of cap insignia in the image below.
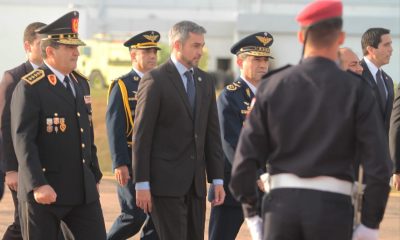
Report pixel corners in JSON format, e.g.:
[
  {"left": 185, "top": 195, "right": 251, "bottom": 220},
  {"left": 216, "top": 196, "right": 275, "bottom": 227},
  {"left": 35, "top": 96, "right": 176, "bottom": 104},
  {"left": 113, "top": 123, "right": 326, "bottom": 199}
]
[
  {"left": 256, "top": 36, "right": 273, "bottom": 46},
  {"left": 143, "top": 33, "right": 159, "bottom": 43},
  {"left": 71, "top": 18, "right": 79, "bottom": 33}
]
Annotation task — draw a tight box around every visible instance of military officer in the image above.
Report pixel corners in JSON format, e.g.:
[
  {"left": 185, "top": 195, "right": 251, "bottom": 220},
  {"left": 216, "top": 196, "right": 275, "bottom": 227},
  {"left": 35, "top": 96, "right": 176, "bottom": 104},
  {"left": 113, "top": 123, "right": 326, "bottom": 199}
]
[
  {"left": 106, "top": 31, "right": 160, "bottom": 240},
  {"left": 208, "top": 32, "right": 273, "bottom": 240},
  {"left": 10, "top": 11, "right": 106, "bottom": 240},
  {"left": 229, "top": 1, "right": 392, "bottom": 240}
]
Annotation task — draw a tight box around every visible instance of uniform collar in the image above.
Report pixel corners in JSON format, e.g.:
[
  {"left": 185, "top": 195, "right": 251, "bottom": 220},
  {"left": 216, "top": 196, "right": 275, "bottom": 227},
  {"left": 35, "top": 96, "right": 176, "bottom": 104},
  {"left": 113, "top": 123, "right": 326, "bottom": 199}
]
[
  {"left": 240, "top": 76, "right": 257, "bottom": 95},
  {"left": 30, "top": 61, "right": 40, "bottom": 70},
  {"left": 44, "top": 61, "right": 69, "bottom": 84},
  {"left": 132, "top": 67, "right": 144, "bottom": 78}
]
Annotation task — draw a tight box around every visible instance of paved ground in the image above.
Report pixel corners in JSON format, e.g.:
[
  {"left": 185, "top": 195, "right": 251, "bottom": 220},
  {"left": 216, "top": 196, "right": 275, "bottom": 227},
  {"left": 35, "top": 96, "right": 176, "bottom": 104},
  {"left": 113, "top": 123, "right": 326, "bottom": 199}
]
[{"left": 1, "top": 177, "right": 399, "bottom": 240}]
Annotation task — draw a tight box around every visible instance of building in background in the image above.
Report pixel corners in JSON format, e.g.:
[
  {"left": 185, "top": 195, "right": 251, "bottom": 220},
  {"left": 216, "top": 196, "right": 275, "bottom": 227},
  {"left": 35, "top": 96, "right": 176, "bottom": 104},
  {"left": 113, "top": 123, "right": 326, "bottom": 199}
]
[{"left": 0, "top": 0, "right": 399, "bottom": 87}]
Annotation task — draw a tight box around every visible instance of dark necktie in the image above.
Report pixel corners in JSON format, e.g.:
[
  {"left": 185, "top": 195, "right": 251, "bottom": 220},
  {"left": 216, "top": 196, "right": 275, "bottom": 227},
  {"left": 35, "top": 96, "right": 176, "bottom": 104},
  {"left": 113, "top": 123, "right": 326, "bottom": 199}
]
[
  {"left": 184, "top": 70, "right": 196, "bottom": 112},
  {"left": 64, "top": 76, "right": 75, "bottom": 97},
  {"left": 376, "top": 70, "right": 386, "bottom": 109}
]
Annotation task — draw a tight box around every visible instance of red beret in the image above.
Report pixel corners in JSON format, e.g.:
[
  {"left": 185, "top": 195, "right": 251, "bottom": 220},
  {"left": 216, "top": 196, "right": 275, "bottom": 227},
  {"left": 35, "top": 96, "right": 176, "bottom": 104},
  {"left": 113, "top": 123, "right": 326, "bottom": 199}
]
[{"left": 296, "top": 0, "right": 343, "bottom": 27}]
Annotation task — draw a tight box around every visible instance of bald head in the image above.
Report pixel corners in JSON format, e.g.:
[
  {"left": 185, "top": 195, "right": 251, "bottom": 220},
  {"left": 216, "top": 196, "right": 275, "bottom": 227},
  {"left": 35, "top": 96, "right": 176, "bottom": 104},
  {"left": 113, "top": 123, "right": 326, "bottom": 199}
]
[{"left": 339, "top": 47, "right": 363, "bottom": 75}]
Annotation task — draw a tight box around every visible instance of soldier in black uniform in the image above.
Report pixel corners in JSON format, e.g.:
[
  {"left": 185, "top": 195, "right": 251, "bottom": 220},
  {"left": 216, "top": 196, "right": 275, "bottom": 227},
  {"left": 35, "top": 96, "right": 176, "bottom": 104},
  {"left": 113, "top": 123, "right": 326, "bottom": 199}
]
[
  {"left": 208, "top": 32, "right": 274, "bottom": 240},
  {"left": 0, "top": 22, "right": 46, "bottom": 240},
  {"left": 10, "top": 11, "right": 106, "bottom": 240},
  {"left": 229, "top": 1, "right": 392, "bottom": 240},
  {"left": 106, "top": 31, "right": 160, "bottom": 240}
]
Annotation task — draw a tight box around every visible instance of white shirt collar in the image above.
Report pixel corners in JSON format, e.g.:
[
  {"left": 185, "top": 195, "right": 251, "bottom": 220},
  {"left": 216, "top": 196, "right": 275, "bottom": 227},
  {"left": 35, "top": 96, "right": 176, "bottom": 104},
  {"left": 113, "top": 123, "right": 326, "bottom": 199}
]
[
  {"left": 44, "top": 61, "right": 69, "bottom": 84},
  {"left": 240, "top": 75, "right": 257, "bottom": 95},
  {"left": 363, "top": 57, "right": 380, "bottom": 81},
  {"left": 132, "top": 67, "right": 144, "bottom": 78},
  {"left": 29, "top": 61, "right": 40, "bottom": 70},
  {"left": 171, "top": 55, "right": 193, "bottom": 77}
]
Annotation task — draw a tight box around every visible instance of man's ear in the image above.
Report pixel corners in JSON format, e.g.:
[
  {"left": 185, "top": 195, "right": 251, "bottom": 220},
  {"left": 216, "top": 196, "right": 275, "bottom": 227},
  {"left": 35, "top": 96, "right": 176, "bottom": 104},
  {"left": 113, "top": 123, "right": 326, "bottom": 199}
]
[
  {"left": 173, "top": 40, "right": 181, "bottom": 53},
  {"left": 45, "top": 46, "right": 53, "bottom": 58},
  {"left": 24, "top": 41, "right": 31, "bottom": 53},
  {"left": 297, "top": 31, "right": 304, "bottom": 44},
  {"left": 366, "top": 45, "right": 375, "bottom": 56},
  {"left": 130, "top": 49, "right": 136, "bottom": 62},
  {"left": 236, "top": 56, "right": 243, "bottom": 68},
  {"left": 338, "top": 31, "right": 345, "bottom": 45}
]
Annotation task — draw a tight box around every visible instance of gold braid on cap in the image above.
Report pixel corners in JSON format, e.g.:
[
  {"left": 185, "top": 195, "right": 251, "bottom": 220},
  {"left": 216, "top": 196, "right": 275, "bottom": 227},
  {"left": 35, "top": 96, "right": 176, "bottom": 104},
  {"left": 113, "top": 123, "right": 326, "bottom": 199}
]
[
  {"left": 237, "top": 46, "right": 271, "bottom": 56},
  {"left": 46, "top": 33, "right": 78, "bottom": 40},
  {"left": 130, "top": 42, "right": 159, "bottom": 49}
]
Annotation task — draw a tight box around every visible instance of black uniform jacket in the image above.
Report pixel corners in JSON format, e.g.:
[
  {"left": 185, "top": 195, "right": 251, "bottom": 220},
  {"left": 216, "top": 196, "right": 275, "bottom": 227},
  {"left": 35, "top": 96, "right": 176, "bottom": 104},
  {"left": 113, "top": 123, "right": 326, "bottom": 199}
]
[
  {"left": 0, "top": 61, "right": 33, "bottom": 172},
  {"left": 106, "top": 70, "right": 140, "bottom": 171},
  {"left": 132, "top": 59, "right": 223, "bottom": 197},
  {"left": 360, "top": 59, "right": 394, "bottom": 133},
  {"left": 11, "top": 65, "right": 102, "bottom": 205},
  {"left": 230, "top": 57, "right": 392, "bottom": 228}
]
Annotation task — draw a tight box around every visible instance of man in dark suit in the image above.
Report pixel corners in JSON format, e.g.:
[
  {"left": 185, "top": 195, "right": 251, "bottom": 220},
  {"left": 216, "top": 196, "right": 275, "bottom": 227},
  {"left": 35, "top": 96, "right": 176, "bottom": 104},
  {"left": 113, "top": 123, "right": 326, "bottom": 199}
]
[
  {"left": 230, "top": 1, "right": 392, "bottom": 240},
  {"left": 0, "top": 21, "right": 46, "bottom": 240},
  {"left": 10, "top": 11, "right": 106, "bottom": 240},
  {"left": 360, "top": 28, "right": 393, "bottom": 133},
  {"left": 133, "top": 20, "right": 225, "bottom": 240},
  {"left": 208, "top": 32, "right": 274, "bottom": 240},
  {"left": 106, "top": 31, "right": 160, "bottom": 240},
  {"left": 338, "top": 47, "right": 363, "bottom": 75}
]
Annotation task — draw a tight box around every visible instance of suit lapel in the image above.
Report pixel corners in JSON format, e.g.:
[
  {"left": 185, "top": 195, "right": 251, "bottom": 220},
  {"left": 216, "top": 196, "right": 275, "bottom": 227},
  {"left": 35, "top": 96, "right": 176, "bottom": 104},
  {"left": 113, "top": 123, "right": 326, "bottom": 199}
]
[
  {"left": 42, "top": 66, "right": 76, "bottom": 108},
  {"left": 166, "top": 59, "right": 194, "bottom": 119},
  {"left": 361, "top": 59, "right": 385, "bottom": 115},
  {"left": 239, "top": 78, "right": 255, "bottom": 103}
]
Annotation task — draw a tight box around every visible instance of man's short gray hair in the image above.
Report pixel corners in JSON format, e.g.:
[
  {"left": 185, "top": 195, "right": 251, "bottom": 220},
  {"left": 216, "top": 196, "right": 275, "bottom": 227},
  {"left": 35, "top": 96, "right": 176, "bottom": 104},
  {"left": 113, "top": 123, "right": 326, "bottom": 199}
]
[{"left": 168, "top": 21, "right": 206, "bottom": 49}]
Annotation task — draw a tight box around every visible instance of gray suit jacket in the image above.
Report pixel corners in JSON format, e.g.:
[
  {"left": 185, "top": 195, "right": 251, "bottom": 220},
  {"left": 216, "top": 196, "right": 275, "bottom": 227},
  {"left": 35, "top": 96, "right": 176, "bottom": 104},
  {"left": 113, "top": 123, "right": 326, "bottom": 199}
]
[{"left": 132, "top": 59, "right": 223, "bottom": 197}]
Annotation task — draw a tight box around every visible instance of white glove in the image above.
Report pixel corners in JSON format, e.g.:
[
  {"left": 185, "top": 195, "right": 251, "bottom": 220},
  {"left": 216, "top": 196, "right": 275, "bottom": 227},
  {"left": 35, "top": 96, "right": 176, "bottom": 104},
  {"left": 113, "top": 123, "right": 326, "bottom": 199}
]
[
  {"left": 352, "top": 224, "right": 379, "bottom": 240},
  {"left": 245, "top": 215, "right": 263, "bottom": 240}
]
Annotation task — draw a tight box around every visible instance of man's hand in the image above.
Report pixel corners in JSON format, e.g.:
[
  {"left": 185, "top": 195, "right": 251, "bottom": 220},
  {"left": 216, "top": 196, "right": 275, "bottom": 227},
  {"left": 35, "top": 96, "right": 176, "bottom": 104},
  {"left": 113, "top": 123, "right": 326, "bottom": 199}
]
[
  {"left": 212, "top": 184, "right": 225, "bottom": 206},
  {"left": 393, "top": 174, "right": 400, "bottom": 191},
  {"left": 136, "top": 189, "right": 152, "bottom": 213},
  {"left": 256, "top": 179, "right": 265, "bottom": 192},
  {"left": 114, "top": 165, "right": 131, "bottom": 186},
  {"left": 33, "top": 184, "right": 57, "bottom": 204},
  {"left": 5, "top": 171, "right": 18, "bottom": 191}
]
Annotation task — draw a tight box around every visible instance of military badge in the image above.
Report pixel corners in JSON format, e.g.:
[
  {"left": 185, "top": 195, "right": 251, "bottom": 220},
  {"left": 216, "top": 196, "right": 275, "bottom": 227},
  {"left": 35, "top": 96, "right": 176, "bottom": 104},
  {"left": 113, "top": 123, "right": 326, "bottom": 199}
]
[
  {"left": 59, "top": 118, "right": 67, "bottom": 132},
  {"left": 133, "top": 76, "right": 139, "bottom": 81},
  {"left": 46, "top": 118, "right": 53, "bottom": 133},
  {"left": 227, "top": 84, "right": 236, "bottom": 91},
  {"left": 48, "top": 74, "right": 57, "bottom": 86},
  {"left": 246, "top": 88, "right": 251, "bottom": 98},
  {"left": 256, "top": 35, "right": 273, "bottom": 46},
  {"left": 53, "top": 116, "right": 60, "bottom": 125},
  {"left": 143, "top": 32, "right": 159, "bottom": 43},
  {"left": 71, "top": 18, "right": 79, "bottom": 33},
  {"left": 22, "top": 69, "right": 45, "bottom": 85},
  {"left": 84, "top": 95, "right": 91, "bottom": 104}
]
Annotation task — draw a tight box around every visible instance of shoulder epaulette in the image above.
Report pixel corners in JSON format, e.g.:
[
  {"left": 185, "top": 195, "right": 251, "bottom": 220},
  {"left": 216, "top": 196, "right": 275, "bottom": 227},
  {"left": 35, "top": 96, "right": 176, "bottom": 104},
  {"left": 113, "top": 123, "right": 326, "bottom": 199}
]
[
  {"left": 72, "top": 70, "right": 89, "bottom": 81},
  {"left": 262, "top": 64, "right": 293, "bottom": 79},
  {"left": 226, "top": 81, "right": 242, "bottom": 91},
  {"left": 21, "top": 69, "right": 45, "bottom": 85}
]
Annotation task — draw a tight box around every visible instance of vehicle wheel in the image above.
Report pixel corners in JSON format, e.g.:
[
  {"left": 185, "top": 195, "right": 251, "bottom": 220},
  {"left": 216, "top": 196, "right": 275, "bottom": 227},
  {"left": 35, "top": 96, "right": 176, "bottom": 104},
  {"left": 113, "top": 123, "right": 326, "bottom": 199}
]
[{"left": 89, "top": 70, "right": 107, "bottom": 89}]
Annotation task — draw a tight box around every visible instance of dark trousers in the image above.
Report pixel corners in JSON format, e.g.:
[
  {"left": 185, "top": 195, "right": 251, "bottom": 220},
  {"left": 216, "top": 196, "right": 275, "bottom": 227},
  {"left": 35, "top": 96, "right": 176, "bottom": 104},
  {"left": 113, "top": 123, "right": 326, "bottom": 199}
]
[
  {"left": 107, "top": 180, "right": 158, "bottom": 240},
  {"left": 151, "top": 185, "right": 206, "bottom": 240},
  {"left": 2, "top": 189, "right": 22, "bottom": 240},
  {"left": 19, "top": 199, "right": 106, "bottom": 240},
  {"left": 208, "top": 204, "right": 243, "bottom": 240},
  {"left": 262, "top": 189, "right": 353, "bottom": 240},
  {"left": 2, "top": 189, "right": 74, "bottom": 240}
]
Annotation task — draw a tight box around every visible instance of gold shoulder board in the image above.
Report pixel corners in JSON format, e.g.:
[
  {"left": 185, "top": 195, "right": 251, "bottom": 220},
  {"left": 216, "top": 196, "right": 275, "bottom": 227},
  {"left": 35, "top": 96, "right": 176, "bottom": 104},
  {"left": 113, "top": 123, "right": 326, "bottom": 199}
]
[
  {"left": 226, "top": 84, "right": 237, "bottom": 91},
  {"left": 21, "top": 69, "right": 45, "bottom": 85}
]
